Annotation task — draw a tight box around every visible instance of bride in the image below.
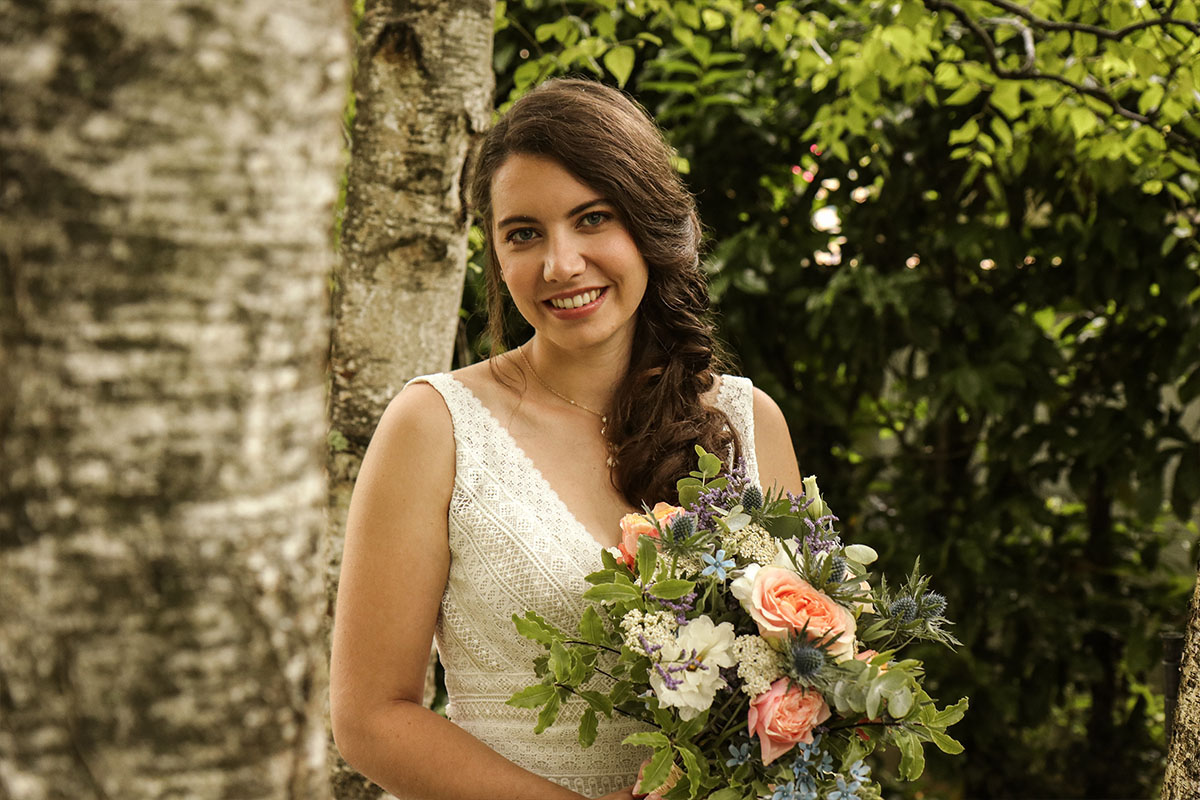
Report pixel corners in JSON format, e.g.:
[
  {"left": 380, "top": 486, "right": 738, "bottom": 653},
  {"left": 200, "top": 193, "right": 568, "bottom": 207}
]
[{"left": 330, "top": 79, "right": 805, "bottom": 800}]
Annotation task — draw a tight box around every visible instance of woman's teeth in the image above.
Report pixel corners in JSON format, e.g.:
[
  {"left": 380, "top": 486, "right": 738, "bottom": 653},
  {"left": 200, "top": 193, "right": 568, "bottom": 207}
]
[{"left": 549, "top": 289, "right": 602, "bottom": 309}]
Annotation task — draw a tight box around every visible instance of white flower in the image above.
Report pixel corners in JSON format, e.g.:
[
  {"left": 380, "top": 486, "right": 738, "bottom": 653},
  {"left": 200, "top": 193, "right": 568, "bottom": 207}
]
[
  {"left": 722, "top": 522, "right": 778, "bottom": 565},
  {"left": 648, "top": 615, "right": 736, "bottom": 720},
  {"left": 731, "top": 634, "right": 786, "bottom": 697},
  {"left": 802, "top": 475, "right": 830, "bottom": 519},
  {"left": 730, "top": 563, "right": 761, "bottom": 612},
  {"left": 620, "top": 609, "right": 677, "bottom": 657}
]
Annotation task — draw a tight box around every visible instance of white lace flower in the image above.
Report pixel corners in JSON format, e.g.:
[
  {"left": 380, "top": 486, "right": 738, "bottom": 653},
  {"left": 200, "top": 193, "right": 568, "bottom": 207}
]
[
  {"left": 722, "top": 522, "right": 779, "bottom": 566},
  {"left": 648, "top": 615, "right": 736, "bottom": 720},
  {"left": 620, "top": 609, "right": 677, "bottom": 657},
  {"left": 731, "top": 634, "right": 786, "bottom": 697}
]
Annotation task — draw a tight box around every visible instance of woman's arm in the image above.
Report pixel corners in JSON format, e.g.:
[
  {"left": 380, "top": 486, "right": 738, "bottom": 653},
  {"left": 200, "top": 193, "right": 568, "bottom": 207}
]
[
  {"left": 751, "top": 387, "right": 805, "bottom": 497},
  {"left": 329, "top": 383, "right": 595, "bottom": 800}
]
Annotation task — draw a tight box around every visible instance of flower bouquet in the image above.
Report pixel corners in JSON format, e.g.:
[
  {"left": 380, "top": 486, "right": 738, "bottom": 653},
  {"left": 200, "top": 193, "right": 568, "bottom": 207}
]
[{"left": 508, "top": 447, "right": 968, "bottom": 800}]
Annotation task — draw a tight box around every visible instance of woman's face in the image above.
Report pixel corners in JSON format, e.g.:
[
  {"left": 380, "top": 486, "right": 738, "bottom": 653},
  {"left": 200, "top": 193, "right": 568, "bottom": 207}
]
[{"left": 490, "top": 154, "right": 649, "bottom": 355}]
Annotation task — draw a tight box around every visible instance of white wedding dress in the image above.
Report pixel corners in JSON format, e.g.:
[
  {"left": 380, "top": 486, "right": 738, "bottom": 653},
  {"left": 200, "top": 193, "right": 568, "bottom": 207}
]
[{"left": 409, "top": 373, "right": 760, "bottom": 796}]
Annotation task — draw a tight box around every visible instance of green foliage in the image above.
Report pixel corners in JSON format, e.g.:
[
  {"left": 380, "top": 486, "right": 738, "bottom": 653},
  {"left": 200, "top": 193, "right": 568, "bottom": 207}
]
[{"left": 487, "top": 1, "right": 1200, "bottom": 796}]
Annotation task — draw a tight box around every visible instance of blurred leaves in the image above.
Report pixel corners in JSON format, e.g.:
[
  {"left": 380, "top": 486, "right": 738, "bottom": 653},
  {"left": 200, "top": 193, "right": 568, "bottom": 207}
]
[{"left": 481, "top": 1, "right": 1200, "bottom": 796}]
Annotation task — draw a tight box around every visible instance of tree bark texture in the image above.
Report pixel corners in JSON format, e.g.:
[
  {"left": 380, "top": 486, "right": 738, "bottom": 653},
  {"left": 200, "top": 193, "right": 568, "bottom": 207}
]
[
  {"left": 1163, "top": 569, "right": 1200, "bottom": 799},
  {"left": 0, "top": 2, "right": 348, "bottom": 798},
  {"left": 325, "top": 2, "right": 493, "bottom": 797}
]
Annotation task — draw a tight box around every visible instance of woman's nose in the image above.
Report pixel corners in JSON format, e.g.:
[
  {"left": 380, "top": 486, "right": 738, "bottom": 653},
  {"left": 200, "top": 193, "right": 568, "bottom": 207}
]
[{"left": 543, "top": 233, "right": 586, "bottom": 282}]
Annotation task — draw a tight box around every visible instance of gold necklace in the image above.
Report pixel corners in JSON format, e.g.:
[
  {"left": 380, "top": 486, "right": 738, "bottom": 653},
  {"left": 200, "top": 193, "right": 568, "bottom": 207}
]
[{"left": 517, "top": 344, "right": 617, "bottom": 467}]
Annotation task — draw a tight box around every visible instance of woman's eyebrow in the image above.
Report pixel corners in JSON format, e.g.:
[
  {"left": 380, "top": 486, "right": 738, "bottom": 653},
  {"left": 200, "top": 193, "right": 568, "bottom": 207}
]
[{"left": 496, "top": 199, "right": 609, "bottom": 229}]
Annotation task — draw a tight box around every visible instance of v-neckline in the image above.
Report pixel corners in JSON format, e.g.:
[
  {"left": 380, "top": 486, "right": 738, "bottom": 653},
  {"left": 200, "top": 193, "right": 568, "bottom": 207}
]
[{"left": 443, "top": 373, "right": 623, "bottom": 552}]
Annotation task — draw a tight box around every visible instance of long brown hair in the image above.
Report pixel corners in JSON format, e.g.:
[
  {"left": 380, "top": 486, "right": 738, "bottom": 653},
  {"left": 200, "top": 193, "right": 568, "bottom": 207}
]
[{"left": 469, "top": 78, "right": 739, "bottom": 506}]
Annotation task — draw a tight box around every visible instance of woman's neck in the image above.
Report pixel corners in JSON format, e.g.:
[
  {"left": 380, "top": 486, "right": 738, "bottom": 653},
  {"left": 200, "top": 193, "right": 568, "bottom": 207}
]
[{"left": 519, "top": 334, "right": 631, "bottom": 415}]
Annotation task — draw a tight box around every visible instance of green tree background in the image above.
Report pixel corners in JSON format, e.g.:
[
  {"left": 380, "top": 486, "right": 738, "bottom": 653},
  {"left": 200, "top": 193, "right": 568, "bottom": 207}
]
[{"left": 457, "top": 1, "right": 1200, "bottom": 797}]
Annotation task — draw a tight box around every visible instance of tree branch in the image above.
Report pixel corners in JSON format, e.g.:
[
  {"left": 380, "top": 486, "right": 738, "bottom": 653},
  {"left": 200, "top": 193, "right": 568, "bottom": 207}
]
[
  {"left": 981, "top": 0, "right": 1200, "bottom": 39},
  {"left": 924, "top": 0, "right": 1198, "bottom": 147}
]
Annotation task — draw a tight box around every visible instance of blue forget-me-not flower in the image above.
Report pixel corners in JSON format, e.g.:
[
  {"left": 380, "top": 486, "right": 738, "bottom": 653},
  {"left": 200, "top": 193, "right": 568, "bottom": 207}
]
[
  {"left": 726, "top": 741, "right": 751, "bottom": 767},
  {"left": 701, "top": 549, "right": 736, "bottom": 581}
]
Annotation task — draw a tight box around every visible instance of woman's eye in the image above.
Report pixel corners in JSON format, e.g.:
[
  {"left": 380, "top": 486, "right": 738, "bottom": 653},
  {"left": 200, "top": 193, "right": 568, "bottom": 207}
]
[
  {"left": 506, "top": 228, "right": 537, "bottom": 243},
  {"left": 581, "top": 211, "right": 609, "bottom": 227}
]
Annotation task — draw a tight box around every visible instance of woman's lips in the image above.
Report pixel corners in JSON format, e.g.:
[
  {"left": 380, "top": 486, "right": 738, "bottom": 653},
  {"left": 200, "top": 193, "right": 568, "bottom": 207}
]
[{"left": 545, "top": 287, "right": 607, "bottom": 318}]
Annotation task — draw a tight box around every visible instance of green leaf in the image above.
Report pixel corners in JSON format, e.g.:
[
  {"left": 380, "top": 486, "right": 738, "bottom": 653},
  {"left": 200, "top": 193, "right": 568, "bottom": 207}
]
[
  {"left": 990, "top": 81, "right": 1021, "bottom": 119},
  {"left": 513, "top": 611, "right": 561, "bottom": 646},
  {"left": 639, "top": 747, "right": 675, "bottom": 793},
  {"left": 931, "top": 697, "right": 969, "bottom": 728},
  {"left": 586, "top": 569, "right": 618, "bottom": 585},
  {"left": 579, "top": 690, "right": 614, "bottom": 717},
  {"left": 506, "top": 683, "right": 554, "bottom": 708},
  {"left": 707, "top": 791, "right": 744, "bottom": 800},
  {"left": 623, "top": 731, "right": 671, "bottom": 748},
  {"left": 866, "top": 680, "right": 884, "bottom": 720},
  {"left": 648, "top": 579, "right": 695, "bottom": 599},
  {"left": 705, "top": 786, "right": 744, "bottom": 800},
  {"left": 600, "top": 548, "right": 620, "bottom": 570},
  {"left": 698, "top": 451, "right": 723, "bottom": 478},
  {"left": 929, "top": 728, "right": 965, "bottom": 754},
  {"left": 578, "top": 707, "right": 599, "bottom": 748},
  {"left": 944, "top": 83, "right": 980, "bottom": 105},
  {"left": 1069, "top": 106, "right": 1098, "bottom": 138},
  {"left": 894, "top": 728, "right": 926, "bottom": 780},
  {"left": 947, "top": 118, "right": 979, "bottom": 146},
  {"left": 676, "top": 475, "right": 703, "bottom": 503},
  {"left": 579, "top": 606, "right": 608, "bottom": 646},
  {"left": 677, "top": 743, "right": 702, "bottom": 800},
  {"left": 604, "top": 45, "right": 636, "bottom": 87},
  {"left": 583, "top": 582, "right": 641, "bottom": 603},
  {"left": 534, "top": 692, "right": 562, "bottom": 734},
  {"left": 549, "top": 641, "right": 570, "bottom": 683},
  {"left": 637, "top": 534, "right": 659, "bottom": 584},
  {"left": 888, "top": 687, "right": 914, "bottom": 718}
]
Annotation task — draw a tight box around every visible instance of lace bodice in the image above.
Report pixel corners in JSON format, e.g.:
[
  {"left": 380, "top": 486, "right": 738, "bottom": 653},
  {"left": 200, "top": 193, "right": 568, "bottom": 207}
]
[{"left": 409, "top": 373, "right": 759, "bottom": 796}]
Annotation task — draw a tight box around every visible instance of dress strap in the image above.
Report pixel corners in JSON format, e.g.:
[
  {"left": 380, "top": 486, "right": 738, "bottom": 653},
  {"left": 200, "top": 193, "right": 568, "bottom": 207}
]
[{"left": 716, "top": 375, "right": 760, "bottom": 487}]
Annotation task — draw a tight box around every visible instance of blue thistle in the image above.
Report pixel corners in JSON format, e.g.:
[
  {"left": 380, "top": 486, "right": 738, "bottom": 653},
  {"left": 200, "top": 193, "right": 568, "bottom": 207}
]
[
  {"left": 828, "top": 555, "right": 847, "bottom": 583},
  {"left": 741, "top": 484, "right": 764, "bottom": 511},
  {"left": 670, "top": 513, "right": 696, "bottom": 541},
  {"left": 789, "top": 642, "right": 825, "bottom": 678},
  {"left": 889, "top": 596, "right": 918, "bottom": 624},
  {"left": 921, "top": 590, "right": 948, "bottom": 618}
]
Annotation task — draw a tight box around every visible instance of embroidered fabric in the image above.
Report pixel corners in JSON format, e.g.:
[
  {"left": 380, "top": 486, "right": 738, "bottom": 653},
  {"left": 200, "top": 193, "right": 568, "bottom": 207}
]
[{"left": 408, "top": 373, "right": 759, "bottom": 796}]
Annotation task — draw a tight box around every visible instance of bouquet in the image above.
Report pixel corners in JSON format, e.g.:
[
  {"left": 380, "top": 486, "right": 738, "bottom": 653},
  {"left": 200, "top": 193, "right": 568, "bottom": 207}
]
[{"left": 508, "top": 447, "right": 968, "bottom": 800}]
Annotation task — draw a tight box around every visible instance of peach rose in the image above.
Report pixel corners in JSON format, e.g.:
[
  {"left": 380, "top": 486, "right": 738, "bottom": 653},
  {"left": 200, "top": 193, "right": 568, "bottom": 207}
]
[
  {"left": 616, "top": 502, "right": 683, "bottom": 568},
  {"left": 748, "top": 566, "right": 857, "bottom": 659},
  {"left": 747, "top": 678, "right": 831, "bottom": 765}
]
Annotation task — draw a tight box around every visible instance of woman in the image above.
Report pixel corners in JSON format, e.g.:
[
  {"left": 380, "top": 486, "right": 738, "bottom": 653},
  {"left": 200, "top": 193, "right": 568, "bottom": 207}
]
[{"left": 330, "top": 79, "right": 805, "bottom": 800}]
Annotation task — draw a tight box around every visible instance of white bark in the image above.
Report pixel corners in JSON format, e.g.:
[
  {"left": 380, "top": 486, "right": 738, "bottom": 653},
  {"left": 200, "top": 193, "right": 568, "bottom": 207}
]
[
  {"left": 0, "top": 1, "right": 348, "bottom": 798},
  {"left": 1163, "top": 570, "right": 1200, "bottom": 799},
  {"left": 325, "top": 2, "right": 494, "bottom": 797}
]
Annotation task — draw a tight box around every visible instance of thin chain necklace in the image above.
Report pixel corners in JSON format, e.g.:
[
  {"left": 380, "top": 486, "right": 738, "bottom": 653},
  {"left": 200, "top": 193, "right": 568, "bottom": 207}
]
[{"left": 517, "top": 343, "right": 617, "bottom": 467}]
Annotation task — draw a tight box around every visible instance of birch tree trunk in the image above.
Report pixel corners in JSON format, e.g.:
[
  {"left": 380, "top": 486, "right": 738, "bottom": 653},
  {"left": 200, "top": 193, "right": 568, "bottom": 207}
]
[
  {"left": 326, "top": 1, "right": 493, "bottom": 797},
  {"left": 0, "top": 2, "right": 348, "bottom": 798},
  {"left": 1163, "top": 570, "right": 1200, "bottom": 799}
]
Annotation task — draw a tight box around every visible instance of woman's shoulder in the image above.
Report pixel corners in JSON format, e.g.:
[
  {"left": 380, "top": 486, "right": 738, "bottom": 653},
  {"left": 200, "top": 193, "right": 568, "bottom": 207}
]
[
  {"left": 393, "top": 356, "right": 522, "bottom": 431},
  {"left": 375, "top": 378, "right": 454, "bottom": 457}
]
